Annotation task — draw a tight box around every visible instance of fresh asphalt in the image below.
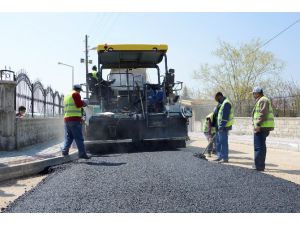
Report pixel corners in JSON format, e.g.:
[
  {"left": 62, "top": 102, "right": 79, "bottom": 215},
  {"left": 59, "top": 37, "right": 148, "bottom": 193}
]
[{"left": 4, "top": 145, "right": 300, "bottom": 213}]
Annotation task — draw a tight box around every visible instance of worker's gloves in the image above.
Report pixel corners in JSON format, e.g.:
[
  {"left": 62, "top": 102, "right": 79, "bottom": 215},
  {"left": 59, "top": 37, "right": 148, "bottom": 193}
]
[{"left": 254, "top": 126, "right": 261, "bottom": 133}]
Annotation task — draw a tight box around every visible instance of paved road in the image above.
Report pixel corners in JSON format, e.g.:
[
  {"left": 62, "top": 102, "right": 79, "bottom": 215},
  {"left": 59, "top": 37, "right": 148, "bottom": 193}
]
[{"left": 5, "top": 145, "right": 300, "bottom": 213}]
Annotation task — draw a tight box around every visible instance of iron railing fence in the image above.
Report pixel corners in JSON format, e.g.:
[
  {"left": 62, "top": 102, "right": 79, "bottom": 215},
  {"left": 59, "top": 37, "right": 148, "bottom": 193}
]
[
  {"left": 15, "top": 70, "right": 64, "bottom": 117},
  {"left": 233, "top": 95, "right": 300, "bottom": 117}
]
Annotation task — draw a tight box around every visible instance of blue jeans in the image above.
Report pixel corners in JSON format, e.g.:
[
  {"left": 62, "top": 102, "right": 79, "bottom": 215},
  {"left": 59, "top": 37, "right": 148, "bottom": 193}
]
[
  {"left": 216, "top": 130, "right": 229, "bottom": 160},
  {"left": 254, "top": 130, "right": 269, "bottom": 170},
  {"left": 62, "top": 121, "right": 86, "bottom": 156}
]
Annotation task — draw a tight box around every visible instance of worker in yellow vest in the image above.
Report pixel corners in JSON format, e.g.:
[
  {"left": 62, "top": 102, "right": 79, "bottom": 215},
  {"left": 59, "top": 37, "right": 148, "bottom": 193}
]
[
  {"left": 62, "top": 84, "right": 90, "bottom": 159},
  {"left": 87, "top": 65, "right": 116, "bottom": 99},
  {"left": 203, "top": 112, "right": 217, "bottom": 157},
  {"left": 87, "top": 66, "right": 100, "bottom": 96},
  {"left": 252, "top": 87, "right": 275, "bottom": 171},
  {"left": 214, "top": 92, "right": 234, "bottom": 163}
]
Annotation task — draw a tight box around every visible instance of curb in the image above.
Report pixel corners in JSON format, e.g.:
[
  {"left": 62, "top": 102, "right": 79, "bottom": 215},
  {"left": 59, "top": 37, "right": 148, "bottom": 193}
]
[{"left": 0, "top": 152, "right": 78, "bottom": 182}]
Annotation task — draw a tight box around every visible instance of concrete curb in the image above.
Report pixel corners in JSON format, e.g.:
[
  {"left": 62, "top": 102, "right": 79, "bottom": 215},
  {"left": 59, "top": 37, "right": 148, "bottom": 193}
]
[{"left": 0, "top": 152, "right": 78, "bottom": 182}]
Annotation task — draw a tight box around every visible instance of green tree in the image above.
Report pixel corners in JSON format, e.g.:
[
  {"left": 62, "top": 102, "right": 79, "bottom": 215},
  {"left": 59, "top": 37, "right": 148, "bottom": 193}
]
[{"left": 193, "top": 39, "right": 285, "bottom": 116}]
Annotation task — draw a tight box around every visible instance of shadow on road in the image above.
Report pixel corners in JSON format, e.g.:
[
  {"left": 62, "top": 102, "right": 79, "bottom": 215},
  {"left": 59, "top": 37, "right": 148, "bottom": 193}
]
[
  {"left": 266, "top": 168, "right": 300, "bottom": 175},
  {"left": 87, "top": 142, "right": 182, "bottom": 156}
]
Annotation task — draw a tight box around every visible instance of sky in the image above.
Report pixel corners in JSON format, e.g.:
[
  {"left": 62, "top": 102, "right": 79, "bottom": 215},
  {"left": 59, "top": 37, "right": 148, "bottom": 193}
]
[
  {"left": 0, "top": 3, "right": 300, "bottom": 98},
  {"left": 1, "top": 2, "right": 299, "bottom": 225},
  {"left": 0, "top": 13, "right": 300, "bottom": 96}
]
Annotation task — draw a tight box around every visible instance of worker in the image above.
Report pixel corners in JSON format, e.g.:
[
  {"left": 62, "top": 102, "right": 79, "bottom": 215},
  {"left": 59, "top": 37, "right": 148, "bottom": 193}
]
[
  {"left": 252, "top": 87, "right": 275, "bottom": 171},
  {"left": 214, "top": 92, "right": 234, "bottom": 163},
  {"left": 87, "top": 65, "right": 116, "bottom": 101},
  {"left": 203, "top": 112, "right": 217, "bottom": 157},
  {"left": 88, "top": 65, "right": 115, "bottom": 89},
  {"left": 62, "top": 84, "right": 90, "bottom": 159},
  {"left": 87, "top": 65, "right": 99, "bottom": 93}
]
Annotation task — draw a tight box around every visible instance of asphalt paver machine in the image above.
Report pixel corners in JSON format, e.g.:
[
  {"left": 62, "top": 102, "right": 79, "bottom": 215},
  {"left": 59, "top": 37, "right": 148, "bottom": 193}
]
[{"left": 83, "top": 44, "right": 192, "bottom": 152}]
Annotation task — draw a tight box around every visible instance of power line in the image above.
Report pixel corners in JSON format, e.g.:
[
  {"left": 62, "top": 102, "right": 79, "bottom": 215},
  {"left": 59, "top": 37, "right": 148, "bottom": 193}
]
[
  {"left": 259, "top": 18, "right": 300, "bottom": 50},
  {"left": 243, "top": 17, "right": 300, "bottom": 58},
  {"left": 236, "top": 18, "right": 300, "bottom": 82}
]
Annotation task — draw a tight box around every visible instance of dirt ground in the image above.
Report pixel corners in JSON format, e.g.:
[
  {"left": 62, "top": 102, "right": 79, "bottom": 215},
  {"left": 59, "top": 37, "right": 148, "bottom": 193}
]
[
  {"left": 189, "top": 138, "right": 300, "bottom": 185},
  {"left": 0, "top": 175, "right": 46, "bottom": 212}
]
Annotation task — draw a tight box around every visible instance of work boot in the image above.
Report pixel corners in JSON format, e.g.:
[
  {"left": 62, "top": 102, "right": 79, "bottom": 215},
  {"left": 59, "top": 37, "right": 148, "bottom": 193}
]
[
  {"left": 213, "top": 158, "right": 222, "bottom": 162},
  {"left": 62, "top": 151, "right": 69, "bottom": 156},
  {"left": 251, "top": 165, "right": 264, "bottom": 171},
  {"left": 218, "top": 159, "right": 229, "bottom": 163},
  {"left": 79, "top": 154, "right": 90, "bottom": 159},
  {"left": 61, "top": 147, "right": 69, "bottom": 156}
]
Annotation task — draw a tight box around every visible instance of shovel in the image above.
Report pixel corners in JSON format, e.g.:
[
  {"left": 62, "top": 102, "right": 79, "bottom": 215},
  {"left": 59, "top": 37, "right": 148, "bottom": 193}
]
[{"left": 193, "top": 134, "right": 216, "bottom": 160}]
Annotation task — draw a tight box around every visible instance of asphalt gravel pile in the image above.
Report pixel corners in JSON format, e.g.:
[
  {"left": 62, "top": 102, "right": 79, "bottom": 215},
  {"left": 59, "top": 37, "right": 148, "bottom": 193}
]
[{"left": 5, "top": 147, "right": 300, "bottom": 213}]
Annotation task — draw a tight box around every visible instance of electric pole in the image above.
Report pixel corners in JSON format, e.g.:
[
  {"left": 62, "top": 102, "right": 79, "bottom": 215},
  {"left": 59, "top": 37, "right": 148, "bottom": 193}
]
[{"left": 85, "top": 34, "right": 89, "bottom": 99}]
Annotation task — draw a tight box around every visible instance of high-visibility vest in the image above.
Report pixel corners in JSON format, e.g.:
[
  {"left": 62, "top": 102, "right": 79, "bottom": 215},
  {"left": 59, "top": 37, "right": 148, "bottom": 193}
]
[
  {"left": 252, "top": 96, "right": 275, "bottom": 128},
  {"left": 203, "top": 112, "right": 216, "bottom": 134},
  {"left": 64, "top": 91, "right": 82, "bottom": 118},
  {"left": 91, "top": 71, "right": 98, "bottom": 80},
  {"left": 218, "top": 98, "right": 234, "bottom": 127}
]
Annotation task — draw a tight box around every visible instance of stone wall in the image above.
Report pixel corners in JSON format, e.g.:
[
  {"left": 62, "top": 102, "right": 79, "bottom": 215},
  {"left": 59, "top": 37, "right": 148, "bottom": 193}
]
[
  {"left": 1, "top": 80, "right": 64, "bottom": 151},
  {"left": 15, "top": 117, "right": 64, "bottom": 149},
  {"left": 231, "top": 117, "right": 300, "bottom": 139},
  {"left": 0, "top": 81, "right": 16, "bottom": 150},
  {"left": 191, "top": 117, "right": 300, "bottom": 139}
]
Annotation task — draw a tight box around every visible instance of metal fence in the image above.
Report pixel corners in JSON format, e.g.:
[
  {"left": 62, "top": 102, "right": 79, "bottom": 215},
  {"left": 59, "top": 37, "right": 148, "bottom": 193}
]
[
  {"left": 14, "top": 70, "right": 64, "bottom": 117},
  {"left": 270, "top": 95, "right": 300, "bottom": 117},
  {"left": 234, "top": 95, "right": 300, "bottom": 117}
]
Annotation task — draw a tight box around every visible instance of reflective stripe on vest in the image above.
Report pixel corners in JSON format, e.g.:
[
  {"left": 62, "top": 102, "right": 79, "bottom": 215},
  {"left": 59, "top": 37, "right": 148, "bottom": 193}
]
[
  {"left": 64, "top": 91, "right": 82, "bottom": 118},
  {"left": 252, "top": 96, "right": 275, "bottom": 128},
  {"left": 91, "top": 71, "right": 98, "bottom": 80},
  {"left": 218, "top": 98, "right": 234, "bottom": 127},
  {"left": 203, "top": 112, "right": 216, "bottom": 133}
]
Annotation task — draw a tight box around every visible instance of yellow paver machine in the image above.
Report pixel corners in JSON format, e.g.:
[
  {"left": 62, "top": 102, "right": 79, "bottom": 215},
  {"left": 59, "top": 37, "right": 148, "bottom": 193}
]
[{"left": 83, "top": 44, "right": 192, "bottom": 152}]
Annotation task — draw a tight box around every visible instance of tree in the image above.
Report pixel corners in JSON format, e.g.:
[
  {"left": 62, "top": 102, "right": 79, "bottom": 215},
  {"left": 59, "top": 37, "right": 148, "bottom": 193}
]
[
  {"left": 181, "top": 85, "right": 191, "bottom": 99},
  {"left": 193, "top": 39, "right": 285, "bottom": 116}
]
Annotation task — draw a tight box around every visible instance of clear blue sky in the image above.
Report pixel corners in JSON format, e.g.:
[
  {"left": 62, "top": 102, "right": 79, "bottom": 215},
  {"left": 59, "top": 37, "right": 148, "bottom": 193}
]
[{"left": 0, "top": 12, "right": 299, "bottom": 95}]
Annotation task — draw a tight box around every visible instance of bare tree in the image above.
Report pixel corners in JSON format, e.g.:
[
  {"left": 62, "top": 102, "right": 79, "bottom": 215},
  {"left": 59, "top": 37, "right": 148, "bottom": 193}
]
[
  {"left": 193, "top": 39, "right": 285, "bottom": 115},
  {"left": 181, "top": 85, "right": 191, "bottom": 99}
]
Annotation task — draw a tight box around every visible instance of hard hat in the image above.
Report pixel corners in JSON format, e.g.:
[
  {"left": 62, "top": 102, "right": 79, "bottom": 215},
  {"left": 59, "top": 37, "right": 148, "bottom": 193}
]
[
  {"left": 252, "top": 87, "right": 263, "bottom": 93},
  {"left": 73, "top": 84, "right": 83, "bottom": 91}
]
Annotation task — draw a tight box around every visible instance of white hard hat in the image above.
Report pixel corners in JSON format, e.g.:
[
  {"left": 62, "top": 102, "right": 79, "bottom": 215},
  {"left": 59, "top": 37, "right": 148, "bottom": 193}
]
[{"left": 252, "top": 87, "right": 263, "bottom": 93}]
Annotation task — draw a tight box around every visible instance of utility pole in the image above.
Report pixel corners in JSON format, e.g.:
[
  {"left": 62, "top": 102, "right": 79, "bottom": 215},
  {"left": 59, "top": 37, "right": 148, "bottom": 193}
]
[{"left": 85, "top": 34, "right": 89, "bottom": 99}]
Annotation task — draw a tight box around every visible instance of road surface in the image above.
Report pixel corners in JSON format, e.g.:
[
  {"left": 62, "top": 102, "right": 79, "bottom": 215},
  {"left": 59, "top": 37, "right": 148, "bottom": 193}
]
[{"left": 5, "top": 145, "right": 300, "bottom": 213}]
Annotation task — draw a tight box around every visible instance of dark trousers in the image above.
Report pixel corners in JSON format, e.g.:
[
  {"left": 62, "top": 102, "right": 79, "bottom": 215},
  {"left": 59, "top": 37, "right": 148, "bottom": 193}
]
[
  {"left": 216, "top": 130, "right": 229, "bottom": 160},
  {"left": 254, "top": 130, "right": 270, "bottom": 170}
]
